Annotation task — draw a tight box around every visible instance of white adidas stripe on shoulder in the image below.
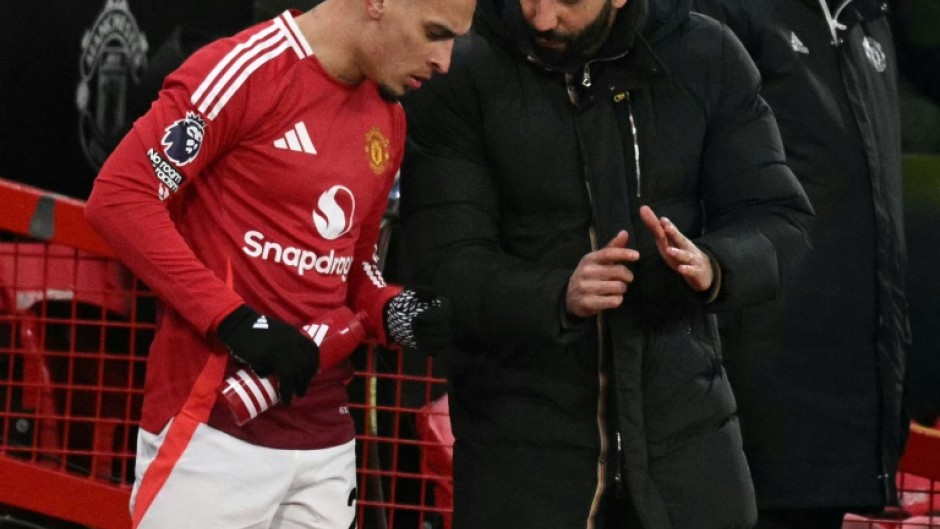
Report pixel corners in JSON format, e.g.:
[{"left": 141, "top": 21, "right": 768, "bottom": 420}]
[
  {"left": 277, "top": 10, "right": 313, "bottom": 58},
  {"left": 190, "top": 23, "right": 280, "bottom": 106},
  {"left": 205, "top": 40, "right": 290, "bottom": 120},
  {"left": 190, "top": 12, "right": 312, "bottom": 121}
]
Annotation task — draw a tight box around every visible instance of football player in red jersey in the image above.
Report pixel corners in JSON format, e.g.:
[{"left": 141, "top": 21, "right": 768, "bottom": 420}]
[{"left": 85, "top": 0, "right": 473, "bottom": 526}]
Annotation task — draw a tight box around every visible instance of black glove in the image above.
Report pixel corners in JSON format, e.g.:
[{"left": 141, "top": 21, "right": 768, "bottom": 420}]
[
  {"left": 384, "top": 287, "right": 453, "bottom": 355},
  {"left": 217, "top": 305, "right": 319, "bottom": 405}
]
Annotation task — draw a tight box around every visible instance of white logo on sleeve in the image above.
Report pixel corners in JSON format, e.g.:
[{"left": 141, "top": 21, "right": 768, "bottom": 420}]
[
  {"left": 274, "top": 121, "right": 317, "bottom": 155},
  {"left": 863, "top": 36, "right": 887, "bottom": 73},
  {"left": 790, "top": 32, "right": 809, "bottom": 54},
  {"left": 162, "top": 112, "right": 207, "bottom": 166},
  {"left": 313, "top": 185, "right": 356, "bottom": 240}
]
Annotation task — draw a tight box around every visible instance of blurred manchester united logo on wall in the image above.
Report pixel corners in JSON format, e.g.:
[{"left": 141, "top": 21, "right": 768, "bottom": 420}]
[{"left": 76, "top": 0, "right": 149, "bottom": 169}]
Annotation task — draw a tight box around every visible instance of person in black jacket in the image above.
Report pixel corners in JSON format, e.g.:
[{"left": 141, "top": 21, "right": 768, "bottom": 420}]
[
  {"left": 690, "top": 1, "right": 910, "bottom": 528},
  {"left": 399, "top": 0, "right": 814, "bottom": 527}
]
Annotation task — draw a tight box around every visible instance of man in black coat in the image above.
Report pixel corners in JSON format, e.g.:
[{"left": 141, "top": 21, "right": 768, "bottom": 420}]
[
  {"left": 400, "top": 0, "right": 814, "bottom": 527},
  {"left": 691, "top": 1, "right": 910, "bottom": 527}
]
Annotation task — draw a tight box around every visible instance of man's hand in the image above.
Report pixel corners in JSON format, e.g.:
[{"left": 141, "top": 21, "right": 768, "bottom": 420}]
[
  {"left": 638, "top": 205, "right": 713, "bottom": 292},
  {"left": 216, "top": 305, "right": 319, "bottom": 405},
  {"left": 384, "top": 287, "right": 453, "bottom": 355},
  {"left": 566, "top": 230, "right": 640, "bottom": 318}
]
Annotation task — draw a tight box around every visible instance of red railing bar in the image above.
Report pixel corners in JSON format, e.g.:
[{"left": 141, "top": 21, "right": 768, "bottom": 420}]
[{"left": 0, "top": 455, "right": 131, "bottom": 529}]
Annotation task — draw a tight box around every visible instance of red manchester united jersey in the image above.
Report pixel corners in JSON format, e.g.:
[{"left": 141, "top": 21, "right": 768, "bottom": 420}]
[{"left": 87, "top": 11, "right": 404, "bottom": 449}]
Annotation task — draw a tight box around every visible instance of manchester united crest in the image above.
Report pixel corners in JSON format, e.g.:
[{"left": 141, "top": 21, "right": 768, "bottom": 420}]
[{"left": 365, "top": 127, "right": 390, "bottom": 175}]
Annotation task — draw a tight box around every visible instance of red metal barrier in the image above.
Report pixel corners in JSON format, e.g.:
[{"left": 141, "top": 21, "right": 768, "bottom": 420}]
[
  {"left": 0, "top": 177, "right": 453, "bottom": 529},
  {"left": 3, "top": 177, "right": 936, "bottom": 529},
  {"left": 842, "top": 424, "right": 940, "bottom": 528},
  {"left": 0, "top": 180, "right": 149, "bottom": 529}
]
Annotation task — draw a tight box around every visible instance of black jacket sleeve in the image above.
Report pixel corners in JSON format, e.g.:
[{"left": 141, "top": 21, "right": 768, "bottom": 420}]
[
  {"left": 694, "top": 22, "right": 814, "bottom": 309},
  {"left": 400, "top": 55, "right": 576, "bottom": 347}
]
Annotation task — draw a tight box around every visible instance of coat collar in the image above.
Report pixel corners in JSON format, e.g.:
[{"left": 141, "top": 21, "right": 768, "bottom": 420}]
[
  {"left": 475, "top": 0, "right": 690, "bottom": 67},
  {"left": 798, "top": 0, "right": 887, "bottom": 24}
]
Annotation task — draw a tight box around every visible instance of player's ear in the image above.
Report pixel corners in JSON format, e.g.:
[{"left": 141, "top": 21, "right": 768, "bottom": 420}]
[{"left": 365, "top": 0, "right": 386, "bottom": 19}]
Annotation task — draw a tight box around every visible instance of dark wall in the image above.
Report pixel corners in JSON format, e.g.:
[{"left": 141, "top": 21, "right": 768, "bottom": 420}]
[
  {"left": 894, "top": 0, "right": 940, "bottom": 153},
  {"left": 0, "top": 1, "right": 254, "bottom": 199},
  {"left": 902, "top": 156, "right": 940, "bottom": 426}
]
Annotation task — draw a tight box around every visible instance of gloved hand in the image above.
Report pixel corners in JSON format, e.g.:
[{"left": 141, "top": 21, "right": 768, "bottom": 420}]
[
  {"left": 216, "top": 304, "right": 319, "bottom": 405},
  {"left": 384, "top": 287, "right": 453, "bottom": 355}
]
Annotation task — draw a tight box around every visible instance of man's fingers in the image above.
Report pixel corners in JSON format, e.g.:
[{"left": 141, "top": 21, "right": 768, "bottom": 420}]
[
  {"left": 604, "top": 229, "right": 630, "bottom": 249},
  {"left": 576, "top": 279, "right": 630, "bottom": 296},
  {"left": 581, "top": 231, "right": 640, "bottom": 265},
  {"left": 568, "top": 231, "right": 639, "bottom": 317},
  {"left": 639, "top": 205, "right": 666, "bottom": 241},
  {"left": 597, "top": 247, "right": 640, "bottom": 264},
  {"left": 642, "top": 208, "right": 695, "bottom": 257},
  {"left": 578, "top": 262, "right": 635, "bottom": 283},
  {"left": 589, "top": 247, "right": 640, "bottom": 265},
  {"left": 567, "top": 273, "right": 633, "bottom": 317},
  {"left": 604, "top": 265, "right": 634, "bottom": 285},
  {"left": 569, "top": 295, "right": 625, "bottom": 317},
  {"left": 661, "top": 217, "right": 692, "bottom": 249},
  {"left": 667, "top": 246, "right": 692, "bottom": 264},
  {"left": 580, "top": 294, "right": 625, "bottom": 312}
]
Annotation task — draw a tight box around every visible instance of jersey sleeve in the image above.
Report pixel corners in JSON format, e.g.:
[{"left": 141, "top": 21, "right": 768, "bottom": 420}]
[
  {"left": 345, "top": 105, "right": 406, "bottom": 345},
  {"left": 85, "top": 38, "right": 265, "bottom": 336}
]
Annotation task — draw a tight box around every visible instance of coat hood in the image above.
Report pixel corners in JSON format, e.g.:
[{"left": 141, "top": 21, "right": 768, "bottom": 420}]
[
  {"left": 474, "top": 0, "right": 692, "bottom": 61},
  {"left": 798, "top": 0, "right": 887, "bottom": 24}
]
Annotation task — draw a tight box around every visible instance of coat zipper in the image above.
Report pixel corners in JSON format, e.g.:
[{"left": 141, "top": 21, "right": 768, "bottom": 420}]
[
  {"left": 569, "top": 62, "right": 632, "bottom": 525},
  {"left": 578, "top": 50, "right": 629, "bottom": 87},
  {"left": 614, "top": 431, "right": 625, "bottom": 497},
  {"left": 613, "top": 90, "right": 643, "bottom": 198},
  {"left": 581, "top": 167, "right": 625, "bottom": 524},
  {"left": 626, "top": 92, "right": 642, "bottom": 198},
  {"left": 584, "top": 222, "right": 609, "bottom": 529},
  {"left": 530, "top": 50, "right": 629, "bottom": 91}
]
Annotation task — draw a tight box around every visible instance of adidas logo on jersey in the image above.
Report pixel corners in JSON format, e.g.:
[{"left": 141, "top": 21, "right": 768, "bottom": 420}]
[
  {"left": 274, "top": 122, "right": 317, "bottom": 155},
  {"left": 253, "top": 316, "right": 269, "bottom": 330}
]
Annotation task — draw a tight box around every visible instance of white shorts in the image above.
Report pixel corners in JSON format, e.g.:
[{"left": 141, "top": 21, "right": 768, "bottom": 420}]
[{"left": 130, "top": 419, "right": 357, "bottom": 529}]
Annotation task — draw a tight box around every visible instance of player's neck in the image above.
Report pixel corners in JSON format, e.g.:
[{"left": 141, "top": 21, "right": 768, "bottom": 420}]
[{"left": 294, "top": 4, "right": 366, "bottom": 86}]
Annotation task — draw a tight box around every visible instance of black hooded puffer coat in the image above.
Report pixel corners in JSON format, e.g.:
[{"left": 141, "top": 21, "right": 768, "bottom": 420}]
[{"left": 401, "top": 0, "right": 815, "bottom": 527}]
